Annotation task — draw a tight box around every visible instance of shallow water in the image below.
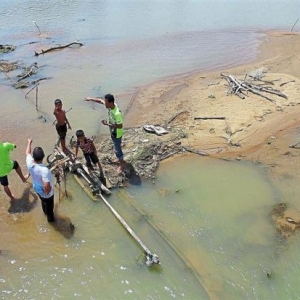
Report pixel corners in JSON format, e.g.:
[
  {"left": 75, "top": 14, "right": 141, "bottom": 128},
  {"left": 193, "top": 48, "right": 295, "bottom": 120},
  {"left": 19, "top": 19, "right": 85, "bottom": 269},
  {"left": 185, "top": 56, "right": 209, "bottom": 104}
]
[
  {"left": 1, "top": 155, "right": 288, "bottom": 299},
  {"left": 1, "top": 1, "right": 300, "bottom": 299},
  {"left": 127, "top": 156, "right": 293, "bottom": 299},
  {"left": 2, "top": 0, "right": 294, "bottom": 139}
]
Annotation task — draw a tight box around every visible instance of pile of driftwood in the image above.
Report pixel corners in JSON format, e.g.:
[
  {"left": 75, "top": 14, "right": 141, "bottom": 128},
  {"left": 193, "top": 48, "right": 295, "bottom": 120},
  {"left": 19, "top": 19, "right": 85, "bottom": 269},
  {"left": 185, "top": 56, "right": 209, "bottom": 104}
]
[
  {"left": 221, "top": 72, "right": 288, "bottom": 103},
  {"left": 92, "top": 126, "right": 208, "bottom": 185}
]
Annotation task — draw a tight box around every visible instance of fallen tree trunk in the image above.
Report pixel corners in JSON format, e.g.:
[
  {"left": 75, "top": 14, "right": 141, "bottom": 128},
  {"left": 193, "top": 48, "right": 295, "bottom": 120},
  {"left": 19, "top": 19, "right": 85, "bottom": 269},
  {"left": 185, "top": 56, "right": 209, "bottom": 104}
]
[
  {"left": 194, "top": 116, "right": 226, "bottom": 120},
  {"left": 34, "top": 41, "right": 83, "bottom": 56}
]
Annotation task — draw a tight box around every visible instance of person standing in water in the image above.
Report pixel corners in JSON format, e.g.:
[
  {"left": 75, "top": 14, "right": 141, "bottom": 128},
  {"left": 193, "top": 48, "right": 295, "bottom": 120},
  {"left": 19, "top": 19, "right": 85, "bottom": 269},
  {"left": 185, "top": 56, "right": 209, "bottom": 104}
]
[
  {"left": 0, "top": 141, "right": 29, "bottom": 201},
  {"left": 85, "top": 94, "right": 125, "bottom": 174},
  {"left": 25, "top": 139, "right": 55, "bottom": 222},
  {"left": 53, "top": 99, "right": 72, "bottom": 153}
]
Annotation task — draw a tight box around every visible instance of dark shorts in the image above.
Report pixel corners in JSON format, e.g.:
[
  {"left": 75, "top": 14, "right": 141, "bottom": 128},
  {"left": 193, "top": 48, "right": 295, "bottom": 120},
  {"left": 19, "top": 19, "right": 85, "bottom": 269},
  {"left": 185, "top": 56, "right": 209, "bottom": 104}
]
[
  {"left": 84, "top": 152, "right": 99, "bottom": 167},
  {"left": 0, "top": 161, "right": 19, "bottom": 186},
  {"left": 56, "top": 123, "right": 67, "bottom": 140}
]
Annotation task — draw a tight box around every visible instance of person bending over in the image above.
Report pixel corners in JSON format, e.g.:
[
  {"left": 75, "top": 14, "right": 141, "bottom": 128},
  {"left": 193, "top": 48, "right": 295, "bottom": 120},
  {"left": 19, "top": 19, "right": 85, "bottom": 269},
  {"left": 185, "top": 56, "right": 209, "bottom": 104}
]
[
  {"left": 0, "top": 141, "right": 29, "bottom": 201},
  {"left": 75, "top": 129, "right": 106, "bottom": 185}
]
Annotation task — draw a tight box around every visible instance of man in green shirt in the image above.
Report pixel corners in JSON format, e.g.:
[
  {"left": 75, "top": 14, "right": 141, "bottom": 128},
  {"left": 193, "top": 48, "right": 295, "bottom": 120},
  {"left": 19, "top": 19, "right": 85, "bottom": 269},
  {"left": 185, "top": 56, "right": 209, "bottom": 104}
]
[
  {"left": 85, "top": 94, "right": 125, "bottom": 173},
  {"left": 0, "top": 142, "right": 29, "bottom": 201}
]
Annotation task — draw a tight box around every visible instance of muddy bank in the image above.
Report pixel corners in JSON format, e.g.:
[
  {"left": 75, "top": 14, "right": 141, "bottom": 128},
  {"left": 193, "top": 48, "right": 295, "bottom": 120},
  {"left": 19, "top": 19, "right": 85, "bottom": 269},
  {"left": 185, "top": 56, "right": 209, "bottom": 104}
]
[{"left": 97, "top": 31, "right": 300, "bottom": 240}]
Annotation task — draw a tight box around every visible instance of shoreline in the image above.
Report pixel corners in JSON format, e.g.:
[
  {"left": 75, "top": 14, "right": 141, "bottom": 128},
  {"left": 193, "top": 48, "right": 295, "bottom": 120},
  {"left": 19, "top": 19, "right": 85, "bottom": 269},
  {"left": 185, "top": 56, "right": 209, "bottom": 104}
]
[
  {"left": 96, "top": 29, "right": 300, "bottom": 240},
  {"left": 121, "top": 30, "right": 300, "bottom": 174}
]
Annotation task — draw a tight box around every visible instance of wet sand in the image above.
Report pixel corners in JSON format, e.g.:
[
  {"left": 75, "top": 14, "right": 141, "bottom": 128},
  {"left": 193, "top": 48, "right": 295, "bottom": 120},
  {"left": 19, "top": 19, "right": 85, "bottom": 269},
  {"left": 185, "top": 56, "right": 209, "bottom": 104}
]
[
  {"left": 124, "top": 30, "right": 300, "bottom": 183},
  {"left": 119, "top": 30, "right": 300, "bottom": 235}
]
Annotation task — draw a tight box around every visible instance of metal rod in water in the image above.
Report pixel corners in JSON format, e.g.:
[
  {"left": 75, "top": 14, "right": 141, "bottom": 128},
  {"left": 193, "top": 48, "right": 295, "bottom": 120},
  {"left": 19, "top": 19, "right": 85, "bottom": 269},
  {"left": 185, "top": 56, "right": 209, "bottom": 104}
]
[{"left": 99, "top": 193, "right": 160, "bottom": 266}]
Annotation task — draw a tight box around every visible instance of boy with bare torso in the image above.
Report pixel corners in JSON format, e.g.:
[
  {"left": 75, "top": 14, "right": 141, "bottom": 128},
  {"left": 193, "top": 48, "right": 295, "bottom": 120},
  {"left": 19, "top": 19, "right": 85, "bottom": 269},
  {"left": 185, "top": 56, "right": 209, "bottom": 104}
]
[{"left": 53, "top": 99, "right": 72, "bottom": 153}]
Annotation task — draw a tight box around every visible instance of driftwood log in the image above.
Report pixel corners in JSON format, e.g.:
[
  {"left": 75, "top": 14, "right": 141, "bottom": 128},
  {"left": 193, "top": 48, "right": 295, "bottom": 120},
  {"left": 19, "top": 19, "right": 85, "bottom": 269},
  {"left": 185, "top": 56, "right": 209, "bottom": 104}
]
[
  {"left": 34, "top": 41, "right": 83, "bottom": 56},
  {"left": 221, "top": 73, "right": 288, "bottom": 103},
  {"left": 194, "top": 117, "right": 226, "bottom": 120},
  {"left": 14, "top": 77, "right": 51, "bottom": 89},
  {"left": 289, "top": 141, "right": 300, "bottom": 149},
  {"left": 17, "top": 63, "right": 38, "bottom": 81},
  {"left": 167, "top": 110, "right": 189, "bottom": 124},
  {"left": 280, "top": 80, "right": 295, "bottom": 87}
]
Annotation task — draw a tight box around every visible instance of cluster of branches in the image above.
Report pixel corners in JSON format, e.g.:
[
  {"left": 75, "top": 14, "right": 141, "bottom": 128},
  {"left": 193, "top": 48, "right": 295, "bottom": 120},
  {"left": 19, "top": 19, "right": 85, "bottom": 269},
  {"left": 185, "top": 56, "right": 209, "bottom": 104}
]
[{"left": 221, "top": 73, "right": 288, "bottom": 104}]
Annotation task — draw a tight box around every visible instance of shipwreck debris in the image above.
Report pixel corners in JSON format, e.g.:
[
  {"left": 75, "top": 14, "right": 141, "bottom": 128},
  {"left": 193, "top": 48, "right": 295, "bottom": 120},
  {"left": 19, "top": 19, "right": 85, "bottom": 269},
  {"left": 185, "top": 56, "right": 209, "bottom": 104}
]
[
  {"left": 48, "top": 146, "right": 160, "bottom": 266},
  {"left": 270, "top": 202, "right": 300, "bottom": 239}
]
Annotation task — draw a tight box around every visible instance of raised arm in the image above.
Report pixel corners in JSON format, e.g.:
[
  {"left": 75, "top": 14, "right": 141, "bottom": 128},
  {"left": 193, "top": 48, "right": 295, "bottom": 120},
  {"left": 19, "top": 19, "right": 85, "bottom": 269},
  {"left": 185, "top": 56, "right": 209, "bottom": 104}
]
[
  {"left": 26, "top": 138, "right": 32, "bottom": 156},
  {"left": 84, "top": 96, "right": 105, "bottom": 105}
]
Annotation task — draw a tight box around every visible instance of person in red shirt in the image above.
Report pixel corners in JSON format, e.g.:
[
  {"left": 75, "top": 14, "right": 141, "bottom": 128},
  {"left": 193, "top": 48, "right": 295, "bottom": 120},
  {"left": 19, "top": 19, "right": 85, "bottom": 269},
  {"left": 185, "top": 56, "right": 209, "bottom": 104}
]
[{"left": 75, "top": 130, "right": 106, "bottom": 185}]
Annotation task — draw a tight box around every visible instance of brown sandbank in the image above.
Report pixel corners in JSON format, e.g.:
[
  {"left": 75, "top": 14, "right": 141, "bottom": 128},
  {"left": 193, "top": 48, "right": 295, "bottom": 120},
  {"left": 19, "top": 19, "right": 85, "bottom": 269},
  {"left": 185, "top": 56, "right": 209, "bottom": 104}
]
[
  {"left": 123, "top": 30, "right": 300, "bottom": 179},
  {"left": 117, "top": 30, "right": 300, "bottom": 234}
]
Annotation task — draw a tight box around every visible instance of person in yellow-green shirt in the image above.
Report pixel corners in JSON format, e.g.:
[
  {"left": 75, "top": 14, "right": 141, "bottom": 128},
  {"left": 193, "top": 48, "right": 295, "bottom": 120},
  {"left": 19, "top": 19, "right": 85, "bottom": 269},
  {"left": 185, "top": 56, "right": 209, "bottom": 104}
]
[
  {"left": 85, "top": 94, "right": 125, "bottom": 174},
  {"left": 0, "top": 142, "right": 29, "bottom": 201}
]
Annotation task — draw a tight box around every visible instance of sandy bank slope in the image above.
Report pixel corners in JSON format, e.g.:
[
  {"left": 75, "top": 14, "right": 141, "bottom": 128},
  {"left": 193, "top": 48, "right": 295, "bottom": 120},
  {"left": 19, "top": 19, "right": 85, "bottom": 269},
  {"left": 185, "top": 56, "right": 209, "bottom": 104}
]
[{"left": 124, "top": 31, "right": 300, "bottom": 177}]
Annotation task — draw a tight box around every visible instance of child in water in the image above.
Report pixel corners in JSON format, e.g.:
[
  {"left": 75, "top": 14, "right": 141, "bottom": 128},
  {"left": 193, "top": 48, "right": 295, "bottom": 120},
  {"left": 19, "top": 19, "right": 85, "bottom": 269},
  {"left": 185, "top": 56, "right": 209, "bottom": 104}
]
[
  {"left": 75, "top": 130, "right": 106, "bottom": 185},
  {"left": 53, "top": 99, "right": 72, "bottom": 153}
]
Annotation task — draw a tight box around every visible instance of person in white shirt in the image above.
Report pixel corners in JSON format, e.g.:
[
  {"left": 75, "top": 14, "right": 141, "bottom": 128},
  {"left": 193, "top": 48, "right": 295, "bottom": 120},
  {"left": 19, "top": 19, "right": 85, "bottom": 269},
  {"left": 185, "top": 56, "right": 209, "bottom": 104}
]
[{"left": 25, "top": 139, "right": 55, "bottom": 222}]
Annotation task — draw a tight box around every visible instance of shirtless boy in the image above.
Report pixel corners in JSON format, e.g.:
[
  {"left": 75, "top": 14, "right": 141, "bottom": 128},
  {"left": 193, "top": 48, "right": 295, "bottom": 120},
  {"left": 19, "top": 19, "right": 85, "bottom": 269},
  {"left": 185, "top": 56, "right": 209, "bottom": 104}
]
[{"left": 53, "top": 99, "right": 72, "bottom": 153}]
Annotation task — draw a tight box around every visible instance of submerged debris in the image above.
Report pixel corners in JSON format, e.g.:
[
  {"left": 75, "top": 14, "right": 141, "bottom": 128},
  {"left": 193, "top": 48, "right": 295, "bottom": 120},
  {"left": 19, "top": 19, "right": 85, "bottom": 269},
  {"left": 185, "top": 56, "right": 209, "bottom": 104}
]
[
  {"left": 0, "top": 60, "right": 19, "bottom": 72},
  {"left": 270, "top": 202, "right": 300, "bottom": 239},
  {"left": 0, "top": 44, "right": 16, "bottom": 54}
]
